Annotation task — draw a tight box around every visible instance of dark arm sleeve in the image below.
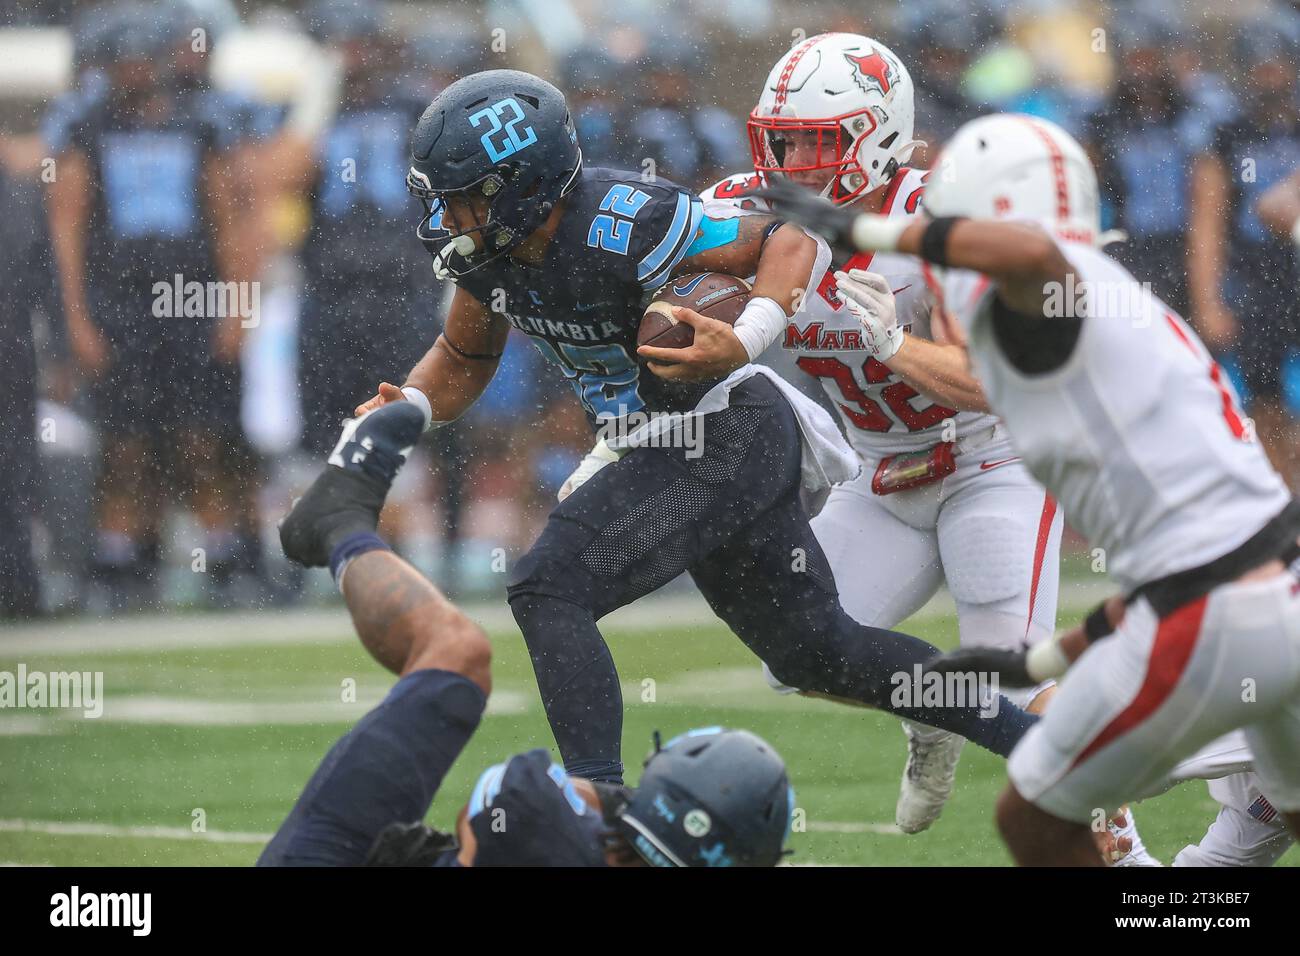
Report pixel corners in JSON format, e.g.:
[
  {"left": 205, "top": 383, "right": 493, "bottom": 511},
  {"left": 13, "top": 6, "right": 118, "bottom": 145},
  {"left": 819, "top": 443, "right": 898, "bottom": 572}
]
[{"left": 989, "top": 293, "right": 1083, "bottom": 375}]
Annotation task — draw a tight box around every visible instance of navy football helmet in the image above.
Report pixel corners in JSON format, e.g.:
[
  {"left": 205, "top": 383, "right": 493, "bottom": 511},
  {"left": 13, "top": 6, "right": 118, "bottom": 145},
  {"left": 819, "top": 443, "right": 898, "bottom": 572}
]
[
  {"left": 617, "top": 727, "right": 795, "bottom": 867},
  {"left": 407, "top": 69, "right": 582, "bottom": 278}
]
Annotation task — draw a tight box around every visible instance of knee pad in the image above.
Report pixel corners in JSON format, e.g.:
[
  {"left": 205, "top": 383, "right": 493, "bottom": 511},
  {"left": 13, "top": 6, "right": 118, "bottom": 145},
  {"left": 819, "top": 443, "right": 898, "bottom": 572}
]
[{"left": 943, "top": 515, "right": 1036, "bottom": 609}]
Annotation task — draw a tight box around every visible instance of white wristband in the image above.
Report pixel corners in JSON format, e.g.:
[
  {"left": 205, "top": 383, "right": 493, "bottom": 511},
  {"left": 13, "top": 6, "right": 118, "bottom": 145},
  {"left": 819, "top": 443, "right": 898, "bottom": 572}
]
[
  {"left": 400, "top": 386, "right": 436, "bottom": 432},
  {"left": 1025, "top": 637, "right": 1071, "bottom": 683},
  {"left": 850, "top": 214, "right": 909, "bottom": 253},
  {"left": 732, "top": 296, "right": 788, "bottom": 361}
]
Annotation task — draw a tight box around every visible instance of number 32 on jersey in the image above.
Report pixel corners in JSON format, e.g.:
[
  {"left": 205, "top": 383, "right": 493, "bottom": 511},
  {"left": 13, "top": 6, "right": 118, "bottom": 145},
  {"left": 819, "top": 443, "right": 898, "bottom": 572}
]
[{"left": 797, "top": 354, "right": 955, "bottom": 433}]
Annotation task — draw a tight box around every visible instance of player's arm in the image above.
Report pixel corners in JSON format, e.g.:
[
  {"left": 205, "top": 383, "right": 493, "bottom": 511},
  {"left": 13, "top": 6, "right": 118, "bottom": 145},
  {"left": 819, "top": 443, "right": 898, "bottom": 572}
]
[
  {"left": 757, "top": 181, "right": 1074, "bottom": 317},
  {"left": 897, "top": 218, "right": 1072, "bottom": 315},
  {"left": 885, "top": 329, "right": 990, "bottom": 412},
  {"left": 639, "top": 213, "right": 821, "bottom": 382},
  {"left": 204, "top": 150, "right": 254, "bottom": 363},
  {"left": 45, "top": 146, "right": 108, "bottom": 376},
  {"left": 828, "top": 268, "right": 990, "bottom": 412},
  {"left": 354, "top": 287, "right": 508, "bottom": 423},
  {"left": 1256, "top": 167, "right": 1300, "bottom": 241},
  {"left": 676, "top": 214, "right": 815, "bottom": 315},
  {"left": 1187, "top": 151, "right": 1235, "bottom": 349}
]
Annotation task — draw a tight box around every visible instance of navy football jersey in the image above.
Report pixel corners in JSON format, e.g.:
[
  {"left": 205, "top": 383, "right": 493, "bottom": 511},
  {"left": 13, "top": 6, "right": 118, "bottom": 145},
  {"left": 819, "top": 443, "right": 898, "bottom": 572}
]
[
  {"left": 63, "top": 89, "right": 224, "bottom": 292},
  {"left": 431, "top": 166, "right": 707, "bottom": 424},
  {"left": 42, "top": 76, "right": 108, "bottom": 157},
  {"left": 467, "top": 748, "right": 608, "bottom": 866},
  {"left": 1211, "top": 117, "right": 1300, "bottom": 260},
  {"left": 306, "top": 94, "right": 430, "bottom": 285}
]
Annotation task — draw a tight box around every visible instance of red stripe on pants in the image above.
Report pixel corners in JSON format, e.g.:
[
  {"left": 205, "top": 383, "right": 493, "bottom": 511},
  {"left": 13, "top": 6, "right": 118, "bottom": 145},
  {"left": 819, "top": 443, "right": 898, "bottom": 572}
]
[
  {"left": 1068, "top": 595, "right": 1210, "bottom": 771},
  {"left": 1024, "top": 494, "right": 1058, "bottom": 638}
]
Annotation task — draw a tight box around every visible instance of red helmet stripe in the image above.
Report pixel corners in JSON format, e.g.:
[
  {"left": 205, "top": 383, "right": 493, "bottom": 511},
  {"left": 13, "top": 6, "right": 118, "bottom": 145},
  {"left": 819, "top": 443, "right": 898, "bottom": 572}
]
[
  {"left": 772, "top": 34, "right": 827, "bottom": 115},
  {"left": 1018, "top": 117, "right": 1071, "bottom": 221}
]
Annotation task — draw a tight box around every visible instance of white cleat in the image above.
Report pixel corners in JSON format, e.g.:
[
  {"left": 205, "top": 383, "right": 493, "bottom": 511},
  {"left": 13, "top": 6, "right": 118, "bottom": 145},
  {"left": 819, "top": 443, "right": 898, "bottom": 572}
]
[
  {"left": 896, "top": 721, "right": 966, "bottom": 834},
  {"left": 1107, "top": 806, "right": 1163, "bottom": 866}
]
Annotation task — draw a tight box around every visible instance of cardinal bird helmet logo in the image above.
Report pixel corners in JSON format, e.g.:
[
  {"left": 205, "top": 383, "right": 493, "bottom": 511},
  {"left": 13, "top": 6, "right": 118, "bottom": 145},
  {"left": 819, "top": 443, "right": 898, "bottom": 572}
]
[{"left": 844, "top": 49, "right": 896, "bottom": 97}]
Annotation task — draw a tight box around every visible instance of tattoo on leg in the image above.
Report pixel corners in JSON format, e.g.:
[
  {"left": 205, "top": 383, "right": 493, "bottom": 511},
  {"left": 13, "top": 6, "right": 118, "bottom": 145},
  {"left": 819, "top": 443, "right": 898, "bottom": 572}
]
[{"left": 341, "top": 551, "right": 453, "bottom": 674}]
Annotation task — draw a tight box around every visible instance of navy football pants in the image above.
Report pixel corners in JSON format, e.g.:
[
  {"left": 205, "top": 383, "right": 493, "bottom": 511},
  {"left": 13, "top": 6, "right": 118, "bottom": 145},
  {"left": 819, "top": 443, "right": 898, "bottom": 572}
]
[
  {"left": 507, "top": 376, "right": 1034, "bottom": 783},
  {"left": 257, "top": 669, "right": 485, "bottom": 867}
]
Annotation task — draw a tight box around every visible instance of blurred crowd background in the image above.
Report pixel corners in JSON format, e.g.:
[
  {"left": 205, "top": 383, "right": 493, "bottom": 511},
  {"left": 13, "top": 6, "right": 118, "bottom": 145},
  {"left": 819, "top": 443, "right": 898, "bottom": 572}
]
[{"left": 1, "top": 0, "right": 1299, "bottom": 618}]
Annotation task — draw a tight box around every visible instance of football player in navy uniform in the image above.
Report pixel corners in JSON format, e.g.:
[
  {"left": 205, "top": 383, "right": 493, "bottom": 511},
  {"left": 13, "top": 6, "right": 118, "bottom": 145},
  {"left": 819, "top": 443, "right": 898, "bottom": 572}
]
[
  {"left": 1189, "top": 31, "right": 1300, "bottom": 489},
  {"left": 276, "top": 0, "right": 443, "bottom": 457},
  {"left": 344, "top": 70, "right": 1036, "bottom": 786},
  {"left": 266, "top": 401, "right": 795, "bottom": 867},
  {"left": 46, "top": 9, "right": 256, "bottom": 606}
]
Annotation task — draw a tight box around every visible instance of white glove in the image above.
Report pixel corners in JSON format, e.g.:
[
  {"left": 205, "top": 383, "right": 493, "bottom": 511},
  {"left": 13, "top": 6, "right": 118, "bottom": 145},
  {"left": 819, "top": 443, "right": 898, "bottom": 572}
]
[
  {"left": 557, "top": 438, "right": 623, "bottom": 502},
  {"left": 834, "top": 268, "right": 904, "bottom": 361}
]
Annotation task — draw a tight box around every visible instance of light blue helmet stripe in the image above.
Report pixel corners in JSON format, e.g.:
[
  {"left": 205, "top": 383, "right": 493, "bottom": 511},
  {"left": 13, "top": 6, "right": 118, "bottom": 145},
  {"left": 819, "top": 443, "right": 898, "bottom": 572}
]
[
  {"left": 662, "top": 725, "right": 724, "bottom": 752},
  {"left": 467, "top": 761, "right": 509, "bottom": 819}
]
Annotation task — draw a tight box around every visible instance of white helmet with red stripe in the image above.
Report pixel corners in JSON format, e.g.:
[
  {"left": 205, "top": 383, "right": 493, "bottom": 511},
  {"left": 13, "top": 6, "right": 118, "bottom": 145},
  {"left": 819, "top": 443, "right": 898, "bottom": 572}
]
[
  {"left": 922, "top": 113, "right": 1101, "bottom": 245},
  {"left": 748, "top": 33, "right": 923, "bottom": 205}
]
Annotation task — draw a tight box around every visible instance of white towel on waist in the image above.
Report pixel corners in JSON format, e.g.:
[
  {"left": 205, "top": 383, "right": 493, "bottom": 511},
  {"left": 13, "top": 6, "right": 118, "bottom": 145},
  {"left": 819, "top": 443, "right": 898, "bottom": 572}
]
[{"left": 609, "top": 364, "right": 859, "bottom": 514}]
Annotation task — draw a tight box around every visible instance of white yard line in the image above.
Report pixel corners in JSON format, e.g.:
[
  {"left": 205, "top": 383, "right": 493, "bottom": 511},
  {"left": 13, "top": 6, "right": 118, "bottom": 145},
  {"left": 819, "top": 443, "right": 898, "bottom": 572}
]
[
  {"left": 0, "top": 582, "right": 1111, "bottom": 658},
  {"left": 0, "top": 716, "right": 63, "bottom": 736},
  {"left": 94, "top": 691, "right": 529, "bottom": 725},
  {"left": 0, "top": 817, "right": 896, "bottom": 844},
  {"left": 0, "top": 819, "right": 271, "bottom": 844},
  {"left": 0, "top": 596, "right": 717, "bottom": 656},
  {"left": 807, "top": 822, "right": 903, "bottom": 835}
]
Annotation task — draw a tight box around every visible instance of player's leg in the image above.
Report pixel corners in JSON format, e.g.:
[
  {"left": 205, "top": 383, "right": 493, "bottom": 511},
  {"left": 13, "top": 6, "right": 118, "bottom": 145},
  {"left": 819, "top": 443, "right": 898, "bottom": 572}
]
[
  {"left": 1020, "top": 683, "right": 1159, "bottom": 865},
  {"left": 1243, "top": 695, "right": 1300, "bottom": 842},
  {"left": 506, "top": 381, "right": 798, "bottom": 783},
  {"left": 1001, "top": 574, "right": 1300, "bottom": 864},
  {"left": 899, "top": 472, "right": 1062, "bottom": 831},
  {"left": 757, "top": 476, "right": 971, "bottom": 832},
  {"left": 675, "top": 390, "right": 1036, "bottom": 755},
  {"left": 688, "top": 487, "right": 1036, "bottom": 758},
  {"left": 262, "top": 403, "right": 491, "bottom": 866},
  {"left": 1172, "top": 774, "right": 1295, "bottom": 867},
  {"left": 995, "top": 784, "right": 1101, "bottom": 866},
  {"left": 810, "top": 474, "right": 944, "bottom": 631},
  {"left": 939, "top": 468, "right": 1062, "bottom": 655},
  {"left": 257, "top": 639, "right": 488, "bottom": 866},
  {"left": 1205, "top": 570, "right": 1300, "bottom": 842},
  {"left": 761, "top": 475, "right": 943, "bottom": 693},
  {"left": 88, "top": 326, "right": 164, "bottom": 608}
]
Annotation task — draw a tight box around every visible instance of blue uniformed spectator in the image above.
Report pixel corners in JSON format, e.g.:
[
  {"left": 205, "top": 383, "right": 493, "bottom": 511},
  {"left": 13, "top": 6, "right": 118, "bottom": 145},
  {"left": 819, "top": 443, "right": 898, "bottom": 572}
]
[{"left": 1189, "top": 23, "right": 1300, "bottom": 488}]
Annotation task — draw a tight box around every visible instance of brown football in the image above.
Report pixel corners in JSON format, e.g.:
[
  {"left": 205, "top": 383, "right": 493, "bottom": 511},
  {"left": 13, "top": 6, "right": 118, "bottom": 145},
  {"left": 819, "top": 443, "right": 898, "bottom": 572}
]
[{"left": 638, "top": 272, "right": 753, "bottom": 352}]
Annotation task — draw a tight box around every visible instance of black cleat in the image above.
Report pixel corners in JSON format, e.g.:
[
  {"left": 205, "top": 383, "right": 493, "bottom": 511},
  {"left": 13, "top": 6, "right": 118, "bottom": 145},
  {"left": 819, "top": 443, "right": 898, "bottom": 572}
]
[
  {"left": 279, "top": 403, "right": 426, "bottom": 567},
  {"left": 326, "top": 400, "right": 427, "bottom": 485}
]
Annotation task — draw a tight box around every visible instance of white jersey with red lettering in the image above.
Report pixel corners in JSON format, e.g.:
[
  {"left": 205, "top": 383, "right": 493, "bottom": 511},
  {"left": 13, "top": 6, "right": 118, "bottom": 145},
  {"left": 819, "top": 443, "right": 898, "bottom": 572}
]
[
  {"left": 946, "top": 237, "right": 1300, "bottom": 823},
  {"left": 939, "top": 238, "right": 1293, "bottom": 592},
  {"left": 703, "top": 166, "right": 1000, "bottom": 457},
  {"left": 703, "top": 169, "right": 1064, "bottom": 709}
]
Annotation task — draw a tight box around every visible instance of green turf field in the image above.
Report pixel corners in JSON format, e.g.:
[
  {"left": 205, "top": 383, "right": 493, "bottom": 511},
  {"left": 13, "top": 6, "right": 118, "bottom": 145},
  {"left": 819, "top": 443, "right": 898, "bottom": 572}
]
[{"left": 0, "top": 601, "right": 1292, "bottom": 866}]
